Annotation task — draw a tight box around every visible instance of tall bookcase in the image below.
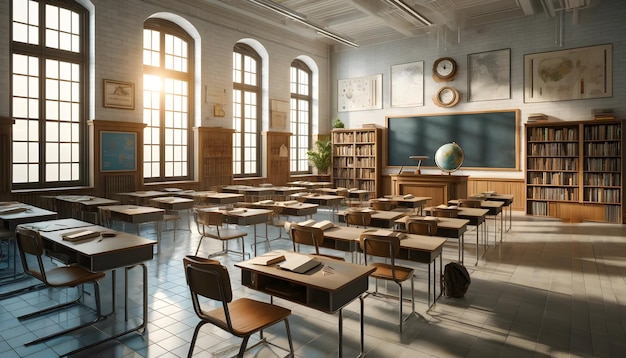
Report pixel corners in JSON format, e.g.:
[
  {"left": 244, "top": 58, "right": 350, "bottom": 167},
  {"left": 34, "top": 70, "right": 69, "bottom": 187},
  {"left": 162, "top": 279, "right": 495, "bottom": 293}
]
[
  {"left": 331, "top": 127, "right": 381, "bottom": 197},
  {"left": 525, "top": 119, "right": 624, "bottom": 223},
  {"left": 196, "top": 127, "right": 234, "bottom": 190}
]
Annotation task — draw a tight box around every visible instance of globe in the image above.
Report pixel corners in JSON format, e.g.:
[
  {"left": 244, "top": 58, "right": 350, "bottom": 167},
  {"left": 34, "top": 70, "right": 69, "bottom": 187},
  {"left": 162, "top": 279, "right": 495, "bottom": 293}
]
[{"left": 434, "top": 142, "right": 464, "bottom": 173}]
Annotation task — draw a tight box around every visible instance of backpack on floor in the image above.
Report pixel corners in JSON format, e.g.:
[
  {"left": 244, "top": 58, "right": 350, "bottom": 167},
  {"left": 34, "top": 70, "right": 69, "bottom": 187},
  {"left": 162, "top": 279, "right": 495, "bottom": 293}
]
[{"left": 442, "top": 262, "right": 471, "bottom": 298}]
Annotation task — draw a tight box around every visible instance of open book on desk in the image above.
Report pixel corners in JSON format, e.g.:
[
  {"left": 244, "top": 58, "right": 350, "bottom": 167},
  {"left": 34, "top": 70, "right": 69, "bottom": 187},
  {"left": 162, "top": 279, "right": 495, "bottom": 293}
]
[
  {"left": 247, "top": 252, "right": 286, "bottom": 266},
  {"left": 278, "top": 252, "right": 321, "bottom": 274},
  {"left": 361, "top": 229, "right": 408, "bottom": 240},
  {"left": 297, "top": 219, "right": 335, "bottom": 230}
]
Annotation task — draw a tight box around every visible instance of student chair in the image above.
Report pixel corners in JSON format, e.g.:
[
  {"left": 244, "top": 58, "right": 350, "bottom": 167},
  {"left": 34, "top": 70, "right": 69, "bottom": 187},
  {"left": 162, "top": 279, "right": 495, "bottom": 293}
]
[
  {"left": 290, "top": 224, "right": 345, "bottom": 261},
  {"left": 345, "top": 210, "right": 372, "bottom": 228},
  {"left": 359, "top": 231, "right": 415, "bottom": 332},
  {"left": 183, "top": 255, "right": 294, "bottom": 358},
  {"left": 15, "top": 227, "right": 105, "bottom": 346},
  {"left": 370, "top": 200, "right": 393, "bottom": 211},
  {"left": 193, "top": 210, "right": 249, "bottom": 259},
  {"left": 432, "top": 207, "right": 459, "bottom": 218},
  {"left": 406, "top": 217, "right": 438, "bottom": 236}
]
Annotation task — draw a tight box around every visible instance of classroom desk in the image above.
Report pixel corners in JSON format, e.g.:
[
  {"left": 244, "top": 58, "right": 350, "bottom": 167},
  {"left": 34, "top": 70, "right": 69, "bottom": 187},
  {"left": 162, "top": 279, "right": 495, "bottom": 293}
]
[
  {"left": 286, "top": 181, "right": 334, "bottom": 189},
  {"left": 270, "top": 186, "right": 307, "bottom": 200},
  {"left": 117, "top": 190, "right": 169, "bottom": 205},
  {"left": 196, "top": 207, "right": 273, "bottom": 256},
  {"left": 249, "top": 200, "right": 318, "bottom": 217},
  {"left": 322, "top": 226, "right": 447, "bottom": 307},
  {"left": 381, "top": 195, "right": 432, "bottom": 214},
  {"left": 55, "top": 195, "right": 120, "bottom": 223},
  {"left": 290, "top": 193, "right": 344, "bottom": 219},
  {"left": 99, "top": 205, "right": 165, "bottom": 253},
  {"left": 182, "top": 191, "right": 245, "bottom": 206},
  {"left": 449, "top": 200, "right": 504, "bottom": 244},
  {"left": 222, "top": 185, "right": 275, "bottom": 202},
  {"left": 483, "top": 194, "right": 514, "bottom": 233},
  {"left": 150, "top": 196, "right": 195, "bottom": 232},
  {"left": 26, "top": 219, "right": 154, "bottom": 356},
  {"left": 336, "top": 209, "right": 406, "bottom": 228},
  {"left": 394, "top": 215, "right": 470, "bottom": 264},
  {"left": 236, "top": 253, "right": 375, "bottom": 357}
]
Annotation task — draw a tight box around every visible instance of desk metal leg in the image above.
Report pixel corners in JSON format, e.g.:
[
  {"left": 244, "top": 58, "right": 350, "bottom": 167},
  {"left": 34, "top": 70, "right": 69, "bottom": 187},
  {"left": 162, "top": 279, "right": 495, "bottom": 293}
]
[
  {"left": 338, "top": 307, "right": 343, "bottom": 358},
  {"left": 359, "top": 295, "right": 365, "bottom": 357},
  {"left": 61, "top": 263, "right": 148, "bottom": 357}
]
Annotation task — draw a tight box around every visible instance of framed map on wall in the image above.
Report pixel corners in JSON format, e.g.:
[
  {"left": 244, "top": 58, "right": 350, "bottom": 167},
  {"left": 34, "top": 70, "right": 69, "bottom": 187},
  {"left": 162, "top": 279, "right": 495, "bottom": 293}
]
[
  {"left": 391, "top": 61, "right": 424, "bottom": 107},
  {"left": 468, "top": 48, "right": 510, "bottom": 102},
  {"left": 524, "top": 44, "right": 612, "bottom": 103},
  {"left": 338, "top": 74, "right": 382, "bottom": 112}
]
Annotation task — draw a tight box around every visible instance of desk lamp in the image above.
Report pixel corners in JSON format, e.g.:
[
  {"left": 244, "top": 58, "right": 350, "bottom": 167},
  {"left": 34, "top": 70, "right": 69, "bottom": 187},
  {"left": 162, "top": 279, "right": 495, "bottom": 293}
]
[{"left": 399, "top": 156, "right": 428, "bottom": 174}]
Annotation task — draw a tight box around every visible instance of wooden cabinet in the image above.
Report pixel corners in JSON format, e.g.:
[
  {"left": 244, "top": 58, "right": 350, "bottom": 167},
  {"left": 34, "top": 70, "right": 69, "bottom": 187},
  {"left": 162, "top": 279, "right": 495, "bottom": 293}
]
[
  {"left": 265, "top": 131, "right": 290, "bottom": 186},
  {"left": 196, "top": 127, "right": 234, "bottom": 190},
  {"left": 331, "top": 128, "right": 381, "bottom": 197},
  {"left": 525, "top": 120, "right": 624, "bottom": 223}
]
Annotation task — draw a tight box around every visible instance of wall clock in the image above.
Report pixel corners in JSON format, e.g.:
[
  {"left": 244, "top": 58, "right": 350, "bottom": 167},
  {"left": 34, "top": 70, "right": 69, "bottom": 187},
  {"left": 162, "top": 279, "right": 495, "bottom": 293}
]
[
  {"left": 433, "top": 86, "right": 460, "bottom": 107},
  {"left": 432, "top": 57, "right": 457, "bottom": 82}
]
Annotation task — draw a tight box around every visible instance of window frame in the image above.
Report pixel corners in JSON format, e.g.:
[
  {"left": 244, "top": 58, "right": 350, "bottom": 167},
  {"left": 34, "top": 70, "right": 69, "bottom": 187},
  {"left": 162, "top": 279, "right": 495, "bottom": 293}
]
[{"left": 289, "top": 59, "right": 313, "bottom": 174}]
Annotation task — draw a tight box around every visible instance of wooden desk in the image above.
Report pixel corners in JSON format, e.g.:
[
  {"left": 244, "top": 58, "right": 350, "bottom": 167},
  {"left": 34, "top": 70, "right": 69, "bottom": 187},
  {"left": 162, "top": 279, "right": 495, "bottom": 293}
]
[
  {"left": 270, "top": 186, "right": 307, "bottom": 200},
  {"left": 286, "top": 181, "right": 334, "bottom": 189},
  {"left": 222, "top": 185, "right": 275, "bottom": 201},
  {"left": 100, "top": 205, "right": 165, "bottom": 253},
  {"left": 0, "top": 204, "right": 58, "bottom": 231},
  {"left": 322, "top": 227, "right": 446, "bottom": 307},
  {"left": 31, "top": 219, "right": 154, "bottom": 356},
  {"left": 449, "top": 200, "right": 504, "bottom": 244},
  {"left": 182, "top": 191, "right": 244, "bottom": 205},
  {"left": 249, "top": 201, "right": 318, "bottom": 217},
  {"left": 483, "top": 194, "right": 514, "bottom": 233},
  {"left": 197, "top": 207, "right": 272, "bottom": 256},
  {"left": 389, "top": 173, "right": 468, "bottom": 206},
  {"left": 290, "top": 193, "right": 343, "bottom": 219},
  {"left": 336, "top": 209, "right": 406, "bottom": 228},
  {"left": 150, "top": 196, "right": 195, "bottom": 211},
  {"left": 55, "top": 195, "right": 120, "bottom": 223},
  {"left": 236, "top": 253, "right": 375, "bottom": 357},
  {"left": 381, "top": 195, "right": 431, "bottom": 214},
  {"left": 118, "top": 191, "right": 169, "bottom": 205}
]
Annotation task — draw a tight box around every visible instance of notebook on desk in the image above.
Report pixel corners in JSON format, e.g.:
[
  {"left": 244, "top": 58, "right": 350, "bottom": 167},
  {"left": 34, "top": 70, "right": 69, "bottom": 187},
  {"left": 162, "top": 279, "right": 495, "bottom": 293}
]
[{"left": 62, "top": 230, "right": 100, "bottom": 242}]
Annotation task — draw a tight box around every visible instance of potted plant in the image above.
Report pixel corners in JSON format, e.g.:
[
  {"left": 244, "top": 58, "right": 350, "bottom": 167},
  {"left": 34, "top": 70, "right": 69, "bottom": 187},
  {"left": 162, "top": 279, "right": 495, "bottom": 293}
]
[
  {"left": 332, "top": 117, "right": 345, "bottom": 128},
  {"left": 307, "top": 139, "right": 332, "bottom": 174}
]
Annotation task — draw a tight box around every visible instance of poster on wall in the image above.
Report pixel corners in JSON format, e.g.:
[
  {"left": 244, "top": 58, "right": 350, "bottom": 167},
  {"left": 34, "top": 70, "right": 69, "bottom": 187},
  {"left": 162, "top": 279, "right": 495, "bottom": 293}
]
[
  {"left": 468, "top": 48, "right": 510, "bottom": 102},
  {"left": 101, "top": 131, "right": 137, "bottom": 172},
  {"left": 337, "top": 74, "right": 383, "bottom": 112},
  {"left": 391, "top": 61, "right": 424, "bottom": 107},
  {"left": 524, "top": 44, "right": 612, "bottom": 103}
]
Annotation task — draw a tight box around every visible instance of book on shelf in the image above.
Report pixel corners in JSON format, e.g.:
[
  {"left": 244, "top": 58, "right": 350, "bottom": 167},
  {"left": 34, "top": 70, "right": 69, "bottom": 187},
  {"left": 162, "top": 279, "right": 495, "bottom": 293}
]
[
  {"left": 592, "top": 108, "right": 615, "bottom": 120},
  {"left": 527, "top": 113, "right": 548, "bottom": 122}
]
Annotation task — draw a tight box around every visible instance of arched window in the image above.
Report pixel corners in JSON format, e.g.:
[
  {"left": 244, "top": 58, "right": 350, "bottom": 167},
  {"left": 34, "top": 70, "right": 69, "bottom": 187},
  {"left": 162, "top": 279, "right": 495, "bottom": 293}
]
[
  {"left": 290, "top": 60, "right": 312, "bottom": 173},
  {"left": 11, "top": 0, "right": 88, "bottom": 188},
  {"left": 232, "top": 43, "right": 261, "bottom": 177},
  {"left": 143, "top": 19, "right": 193, "bottom": 181}
]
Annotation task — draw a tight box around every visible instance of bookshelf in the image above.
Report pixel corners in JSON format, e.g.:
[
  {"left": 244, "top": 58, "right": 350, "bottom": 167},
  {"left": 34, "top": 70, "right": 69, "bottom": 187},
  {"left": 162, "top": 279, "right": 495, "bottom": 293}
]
[
  {"left": 331, "top": 128, "right": 381, "bottom": 198},
  {"left": 525, "top": 120, "right": 624, "bottom": 223},
  {"left": 265, "top": 131, "right": 290, "bottom": 186},
  {"left": 196, "top": 127, "right": 234, "bottom": 190}
]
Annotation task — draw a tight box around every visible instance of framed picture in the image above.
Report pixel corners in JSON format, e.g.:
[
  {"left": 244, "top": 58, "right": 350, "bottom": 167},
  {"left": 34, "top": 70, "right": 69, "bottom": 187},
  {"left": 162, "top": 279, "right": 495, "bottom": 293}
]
[
  {"left": 100, "top": 131, "right": 137, "bottom": 172},
  {"left": 103, "top": 79, "right": 135, "bottom": 109},
  {"left": 468, "top": 48, "right": 511, "bottom": 102},
  {"left": 338, "top": 74, "right": 382, "bottom": 112},
  {"left": 524, "top": 44, "right": 612, "bottom": 103},
  {"left": 391, "top": 61, "right": 424, "bottom": 107}
]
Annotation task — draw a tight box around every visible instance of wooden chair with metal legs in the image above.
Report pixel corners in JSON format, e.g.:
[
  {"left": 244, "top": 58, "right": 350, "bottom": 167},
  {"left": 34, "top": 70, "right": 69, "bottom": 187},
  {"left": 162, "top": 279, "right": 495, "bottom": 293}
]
[
  {"left": 359, "top": 230, "right": 415, "bottom": 332},
  {"left": 346, "top": 210, "right": 372, "bottom": 228},
  {"left": 183, "top": 255, "right": 294, "bottom": 358},
  {"left": 432, "top": 207, "right": 459, "bottom": 218},
  {"left": 15, "top": 227, "right": 106, "bottom": 346},
  {"left": 370, "top": 200, "right": 393, "bottom": 211},
  {"left": 290, "top": 224, "right": 345, "bottom": 261},
  {"left": 193, "top": 210, "right": 249, "bottom": 259},
  {"left": 406, "top": 217, "right": 438, "bottom": 236}
]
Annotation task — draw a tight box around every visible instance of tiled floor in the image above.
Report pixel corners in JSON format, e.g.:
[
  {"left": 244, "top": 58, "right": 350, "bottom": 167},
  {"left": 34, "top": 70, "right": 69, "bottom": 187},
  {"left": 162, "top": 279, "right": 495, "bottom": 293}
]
[{"left": 1, "top": 208, "right": 626, "bottom": 357}]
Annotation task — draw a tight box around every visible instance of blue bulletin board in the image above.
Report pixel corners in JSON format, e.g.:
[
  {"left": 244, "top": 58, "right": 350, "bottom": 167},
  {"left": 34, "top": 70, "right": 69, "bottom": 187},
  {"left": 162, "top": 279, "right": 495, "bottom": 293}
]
[{"left": 100, "top": 131, "right": 137, "bottom": 172}]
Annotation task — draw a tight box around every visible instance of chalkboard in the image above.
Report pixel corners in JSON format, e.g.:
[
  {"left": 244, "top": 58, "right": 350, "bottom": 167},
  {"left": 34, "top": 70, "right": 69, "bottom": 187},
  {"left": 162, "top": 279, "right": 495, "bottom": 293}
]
[{"left": 386, "top": 110, "right": 519, "bottom": 170}]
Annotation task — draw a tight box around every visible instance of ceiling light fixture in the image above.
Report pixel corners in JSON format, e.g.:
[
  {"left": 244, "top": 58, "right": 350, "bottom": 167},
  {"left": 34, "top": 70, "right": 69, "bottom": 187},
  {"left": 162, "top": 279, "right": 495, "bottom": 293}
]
[
  {"left": 247, "top": 0, "right": 359, "bottom": 47},
  {"left": 386, "top": 0, "right": 433, "bottom": 26}
]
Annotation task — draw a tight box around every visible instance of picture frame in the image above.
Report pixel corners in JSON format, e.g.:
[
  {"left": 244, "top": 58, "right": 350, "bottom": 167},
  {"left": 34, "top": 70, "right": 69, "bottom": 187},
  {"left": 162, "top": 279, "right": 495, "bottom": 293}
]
[
  {"left": 100, "top": 131, "right": 137, "bottom": 172},
  {"left": 391, "top": 61, "right": 424, "bottom": 107},
  {"left": 103, "top": 79, "right": 135, "bottom": 109},
  {"left": 467, "top": 48, "right": 511, "bottom": 102},
  {"left": 337, "top": 74, "right": 383, "bottom": 112},
  {"left": 524, "top": 44, "right": 612, "bottom": 103}
]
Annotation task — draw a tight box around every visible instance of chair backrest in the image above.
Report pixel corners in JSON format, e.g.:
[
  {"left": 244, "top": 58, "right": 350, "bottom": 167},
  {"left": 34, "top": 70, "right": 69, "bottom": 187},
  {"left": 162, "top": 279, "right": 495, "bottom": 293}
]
[
  {"left": 15, "top": 227, "right": 49, "bottom": 284},
  {"left": 290, "top": 225, "right": 324, "bottom": 254},
  {"left": 458, "top": 199, "right": 482, "bottom": 208},
  {"left": 433, "top": 207, "right": 459, "bottom": 218},
  {"left": 183, "top": 255, "right": 232, "bottom": 303},
  {"left": 346, "top": 210, "right": 372, "bottom": 227},
  {"left": 196, "top": 210, "right": 224, "bottom": 227},
  {"left": 406, "top": 218, "right": 438, "bottom": 236},
  {"left": 370, "top": 200, "right": 393, "bottom": 211},
  {"left": 359, "top": 232, "right": 401, "bottom": 261}
]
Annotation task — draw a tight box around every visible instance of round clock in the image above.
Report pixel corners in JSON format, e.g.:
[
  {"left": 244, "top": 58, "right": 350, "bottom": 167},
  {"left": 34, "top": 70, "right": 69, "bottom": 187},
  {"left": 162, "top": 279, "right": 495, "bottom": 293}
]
[
  {"left": 434, "top": 86, "right": 460, "bottom": 107},
  {"left": 432, "top": 57, "right": 457, "bottom": 81}
]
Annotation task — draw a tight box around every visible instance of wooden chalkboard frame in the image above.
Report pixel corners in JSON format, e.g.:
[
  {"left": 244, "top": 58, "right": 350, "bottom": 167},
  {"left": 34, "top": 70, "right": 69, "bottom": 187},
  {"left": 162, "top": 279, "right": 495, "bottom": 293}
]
[
  {"left": 386, "top": 109, "right": 520, "bottom": 171},
  {"left": 100, "top": 131, "right": 137, "bottom": 172}
]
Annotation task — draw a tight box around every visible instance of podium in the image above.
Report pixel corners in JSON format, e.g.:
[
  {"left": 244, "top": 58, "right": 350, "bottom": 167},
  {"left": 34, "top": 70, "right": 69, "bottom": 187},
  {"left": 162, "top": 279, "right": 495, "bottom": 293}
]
[{"left": 390, "top": 173, "right": 468, "bottom": 206}]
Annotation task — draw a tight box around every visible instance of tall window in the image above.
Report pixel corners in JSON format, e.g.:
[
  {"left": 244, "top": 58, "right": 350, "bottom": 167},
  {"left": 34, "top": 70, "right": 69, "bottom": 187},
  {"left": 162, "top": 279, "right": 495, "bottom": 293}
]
[
  {"left": 143, "top": 19, "right": 193, "bottom": 181},
  {"left": 232, "top": 44, "right": 261, "bottom": 177},
  {"left": 11, "top": 0, "right": 88, "bottom": 188},
  {"left": 290, "top": 60, "right": 312, "bottom": 173}
]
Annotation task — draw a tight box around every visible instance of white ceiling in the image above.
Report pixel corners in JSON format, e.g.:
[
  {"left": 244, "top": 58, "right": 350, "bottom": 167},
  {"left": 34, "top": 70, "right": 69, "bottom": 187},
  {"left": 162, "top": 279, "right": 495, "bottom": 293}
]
[{"left": 197, "top": 0, "right": 593, "bottom": 48}]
